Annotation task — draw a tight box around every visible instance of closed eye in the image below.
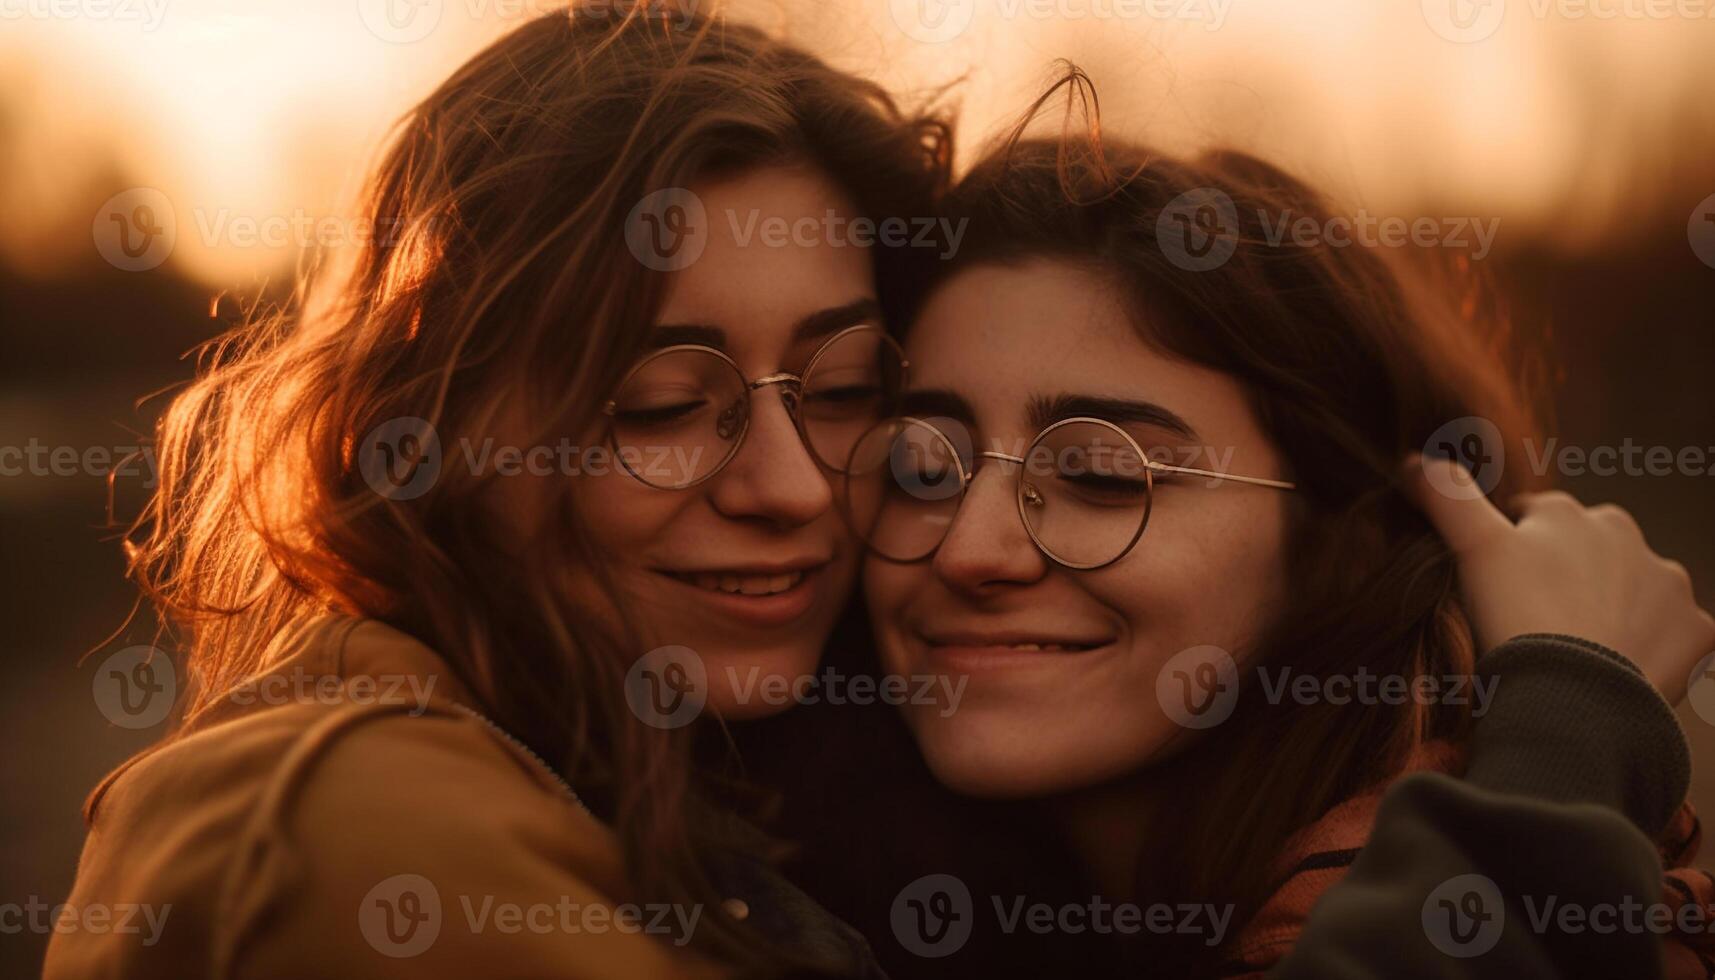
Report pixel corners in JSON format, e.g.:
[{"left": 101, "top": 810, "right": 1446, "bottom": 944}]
[
  {"left": 1060, "top": 471, "right": 1151, "bottom": 499},
  {"left": 613, "top": 400, "right": 707, "bottom": 426},
  {"left": 804, "top": 383, "right": 883, "bottom": 404}
]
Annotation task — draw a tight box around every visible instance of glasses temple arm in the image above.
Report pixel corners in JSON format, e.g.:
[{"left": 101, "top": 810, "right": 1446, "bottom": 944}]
[{"left": 1146, "top": 459, "right": 1297, "bottom": 491}]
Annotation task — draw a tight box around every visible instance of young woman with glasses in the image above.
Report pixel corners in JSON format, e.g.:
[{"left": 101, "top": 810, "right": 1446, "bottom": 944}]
[
  {"left": 839, "top": 70, "right": 1715, "bottom": 977},
  {"left": 48, "top": 9, "right": 940, "bottom": 978}
]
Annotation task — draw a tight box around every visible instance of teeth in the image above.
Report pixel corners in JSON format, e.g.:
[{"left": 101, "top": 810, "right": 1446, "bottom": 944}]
[
  {"left": 680, "top": 570, "right": 804, "bottom": 596},
  {"left": 1003, "top": 643, "right": 1091, "bottom": 652}
]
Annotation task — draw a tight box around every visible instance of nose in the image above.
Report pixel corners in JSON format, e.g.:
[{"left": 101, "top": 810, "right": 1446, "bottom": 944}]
[
  {"left": 931, "top": 459, "right": 1048, "bottom": 594},
  {"left": 706, "top": 384, "right": 834, "bottom": 528}
]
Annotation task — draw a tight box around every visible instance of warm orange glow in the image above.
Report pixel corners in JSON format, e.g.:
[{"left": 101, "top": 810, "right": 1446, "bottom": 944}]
[{"left": 3, "top": 0, "right": 1712, "bottom": 285}]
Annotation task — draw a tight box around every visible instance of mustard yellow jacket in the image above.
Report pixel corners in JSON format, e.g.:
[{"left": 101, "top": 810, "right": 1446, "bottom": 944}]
[{"left": 44, "top": 616, "right": 767, "bottom": 979}]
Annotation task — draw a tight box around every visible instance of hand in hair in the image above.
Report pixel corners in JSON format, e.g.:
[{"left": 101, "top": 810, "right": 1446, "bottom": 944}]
[{"left": 1406, "top": 455, "right": 1715, "bottom": 703}]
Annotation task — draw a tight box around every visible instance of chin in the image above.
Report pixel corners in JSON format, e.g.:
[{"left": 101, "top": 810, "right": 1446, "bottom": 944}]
[
  {"left": 905, "top": 707, "right": 1157, "bottom": 799},
  {"left": 701, "top": 641, "right": 826, "bottom": 720},
  {"left": 917, "top": 741, "right": 1082, "bottom": 798}
]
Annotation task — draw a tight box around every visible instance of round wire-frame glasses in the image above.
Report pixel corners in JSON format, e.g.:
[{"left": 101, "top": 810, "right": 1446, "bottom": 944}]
[
  {"left": 840, "top": 415, "right": 1297, "bottom": 570},
  {"left": 602, "top": 324, "right": 908, "bottom": 490}
]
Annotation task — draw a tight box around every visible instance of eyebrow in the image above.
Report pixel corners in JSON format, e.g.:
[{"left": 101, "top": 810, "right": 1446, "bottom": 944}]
[
  {"left": 1028, "top": 394, "right": 1198, "bottom": 440},
  {"left": 898, "top": 388, "right": 976, "bottom": 427},
  {"left": 899, "top": 388, "right": 1197, "bottom": 439},
  {"left": 647, "top": 297, "right": 884, "bottom": 352}
]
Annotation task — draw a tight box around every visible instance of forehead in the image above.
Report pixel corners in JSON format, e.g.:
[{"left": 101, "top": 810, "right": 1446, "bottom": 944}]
[
  {"left": 656, "top": 164, "right": 874, "bottom": 356},
  {"left": 905, "top": 260, "right": 1150, "bottom": 392},
  {"left": 905, "top": 259, "right": 1251, "bottom": 434}
]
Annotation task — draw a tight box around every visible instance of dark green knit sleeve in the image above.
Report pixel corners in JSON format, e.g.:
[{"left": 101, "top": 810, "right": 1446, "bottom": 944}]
[{"left": 1267, "top": 633, "right": 1691, "bottom": 979}]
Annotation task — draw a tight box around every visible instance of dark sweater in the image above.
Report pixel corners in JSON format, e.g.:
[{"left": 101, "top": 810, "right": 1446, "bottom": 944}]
[{"left": 1267, "top": 633, "right": 1694, "bottom": 978}]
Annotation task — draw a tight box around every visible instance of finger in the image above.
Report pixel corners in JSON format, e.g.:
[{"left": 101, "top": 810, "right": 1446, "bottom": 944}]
[
  {"left": 1402, "top": 454, "right": 1514, "bottom": 553},
  {"left": 1511, "top": 489, "right": 1581, "bottom": 521}
]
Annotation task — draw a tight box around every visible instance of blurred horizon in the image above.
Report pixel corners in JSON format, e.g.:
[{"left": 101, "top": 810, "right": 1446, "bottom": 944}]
[{"left": 5, "top": 0, "right": 1715, "bottom": 288}]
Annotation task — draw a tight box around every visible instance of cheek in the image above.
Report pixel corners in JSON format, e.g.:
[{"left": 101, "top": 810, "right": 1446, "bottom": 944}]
[
  {"left": 483, "top": 464, "right": 561, "bottom": 552},
  {"left": 1094, "top": 491, "right": 1292, "bottom": 670},
  {"left": 568, "top": 467, "right": 684, "bottom": 556}
]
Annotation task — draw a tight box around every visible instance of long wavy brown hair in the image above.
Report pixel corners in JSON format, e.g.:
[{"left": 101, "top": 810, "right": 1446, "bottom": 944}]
[
  {"left": 113, "top": 5, "right": 949, "bottom": 971},
  {"left": 899, "top": 67, "right": 1545, "bottom": 975}
]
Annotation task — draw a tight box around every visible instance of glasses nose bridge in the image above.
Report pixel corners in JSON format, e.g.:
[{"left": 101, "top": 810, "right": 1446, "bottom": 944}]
[
  {"left": 976, "top": 449, "right": 1024, "bottom": 466},
  {"left": 748, "top": 371, "right": 803, "bottom": 391},
  {"left": 748, "top": 371, "right": 804, "bottom": 415}
]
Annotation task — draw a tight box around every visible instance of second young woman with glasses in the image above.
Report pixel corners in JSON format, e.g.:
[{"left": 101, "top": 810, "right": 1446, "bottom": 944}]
[{"left": 831, "top": 71, "right": 1715, "bottom": 977}]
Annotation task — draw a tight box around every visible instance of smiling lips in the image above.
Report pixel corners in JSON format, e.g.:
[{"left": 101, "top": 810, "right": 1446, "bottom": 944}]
[
  {"left": 656, "top": 561, "right": 831, "bottom": 629},
  {"left": 919, "top": 629, "right": 1112, "bottom": 654},
  {"left": 665, "top": 569, "right": 806, "bottom": 596}
]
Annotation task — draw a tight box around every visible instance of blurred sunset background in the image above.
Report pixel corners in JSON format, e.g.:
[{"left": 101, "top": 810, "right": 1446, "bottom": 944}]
[{"left": 3, "top": 0, "right": 1713, "bottom": 971}]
